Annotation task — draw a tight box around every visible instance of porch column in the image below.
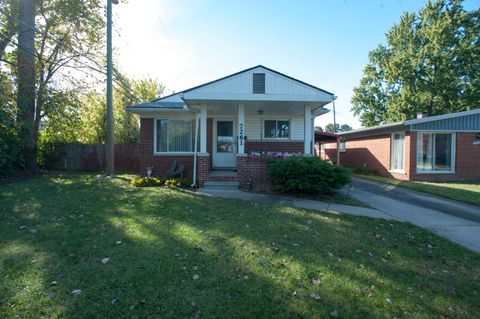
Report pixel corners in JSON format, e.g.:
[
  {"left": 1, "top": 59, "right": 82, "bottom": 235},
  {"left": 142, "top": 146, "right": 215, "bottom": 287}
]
[
  {"left": 200, "top": 105, "right": 207, "bottom": 153},
  {"left": 304, "top": 105, "right": 312, "bottom": 155},
  {"left": 238, "top": 104, "right": 245, "bottom": 154}
]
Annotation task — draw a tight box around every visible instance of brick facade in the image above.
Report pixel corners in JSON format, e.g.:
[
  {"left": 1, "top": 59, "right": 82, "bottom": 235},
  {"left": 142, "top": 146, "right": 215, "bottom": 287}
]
[
  {"left": 236, "top": 155, "right": 273, "bottom": 192},
  {"left": 245, "top": 141, "right": 303, "bottom": 153},
  {"left": 410, "top": 132, "right": 480, "bottom": 182},
  {"left": 139, "top": 118, "right": 196, "bottom": 179},
  {"left": 324, "top": 130, "right": 479, "bottom": 182}
]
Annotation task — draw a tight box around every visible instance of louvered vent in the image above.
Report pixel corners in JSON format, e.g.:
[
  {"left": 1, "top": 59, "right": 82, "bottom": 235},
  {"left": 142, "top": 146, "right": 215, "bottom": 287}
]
[{"left": 252, "top": 73, "right": 265, "bottom": 94}]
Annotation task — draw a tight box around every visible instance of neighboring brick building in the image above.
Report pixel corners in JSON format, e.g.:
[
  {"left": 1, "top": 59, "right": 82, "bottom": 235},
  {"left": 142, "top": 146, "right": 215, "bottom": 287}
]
[
  {"left": 127, "top": 65, "right": 336, "bottom": 191},
  {"left": 320, "top": 110, "right": 480, "bottom": 182}
]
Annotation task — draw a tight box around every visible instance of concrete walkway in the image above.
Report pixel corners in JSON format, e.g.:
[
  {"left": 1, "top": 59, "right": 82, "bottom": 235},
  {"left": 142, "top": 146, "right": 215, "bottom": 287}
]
[
  {"left": 197, "top": 181, "right": 480, "bottom": 253},
  {"left": 342, "top": 177, "right": 480, "bottom": 253}
]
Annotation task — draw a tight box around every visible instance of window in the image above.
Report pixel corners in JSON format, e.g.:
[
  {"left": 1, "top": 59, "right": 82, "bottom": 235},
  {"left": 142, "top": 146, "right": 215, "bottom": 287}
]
[
  {"left": 390, "top": 132, "right": 405, "bottom": 171},
  {"left": 416, "top": 132, "right": 454, "bottom": 172},
  {"left": 253, "top": 73, "right": 265, "bottom": 94},
  {"left": 155, "top": 119, "right": 195, "bottom": 153},
  {"left": 264, "top": 120, "right": 290, "bottom": 138}
]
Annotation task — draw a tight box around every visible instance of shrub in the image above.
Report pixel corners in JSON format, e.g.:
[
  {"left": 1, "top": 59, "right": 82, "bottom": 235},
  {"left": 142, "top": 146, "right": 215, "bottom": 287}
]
[
  {"left": 130, "top": 177, "right": 164, "bottom": 187},
  {"left": 352, "top": 166, "right": 380, "bottom": 176},
  {"left": 165, "top": 178, "right": 193, "bottom": 188},
  {"left": 267, "top": 156, "right": 351, "bottom": 194}
]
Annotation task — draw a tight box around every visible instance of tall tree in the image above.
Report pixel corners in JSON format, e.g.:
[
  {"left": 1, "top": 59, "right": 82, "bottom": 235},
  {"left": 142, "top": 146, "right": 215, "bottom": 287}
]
[
  {"left": 16, "top": 0, "right": 36, "bottom": 169},
  {"left": 1, "top": 0, "right": 105, "bottom": 169},
  {"left": 351, "top": 0, "right": 480, "bottom": 127}
]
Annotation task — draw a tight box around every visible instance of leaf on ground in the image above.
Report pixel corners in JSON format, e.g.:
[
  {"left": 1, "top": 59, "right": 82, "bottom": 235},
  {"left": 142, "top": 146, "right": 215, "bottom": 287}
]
[
  {"left": 101, "top": 257, "right": 110, "bottom": 264},
  {"left": 71, "top": 289, "right": 82, "bottom": 297},
  {"left": 311, "top": 293, "right": 321, "bottom": 301}
]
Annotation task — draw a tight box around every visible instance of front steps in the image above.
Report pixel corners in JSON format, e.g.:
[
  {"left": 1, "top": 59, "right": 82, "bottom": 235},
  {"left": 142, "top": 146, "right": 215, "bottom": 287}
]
[{"left": 202, "top": 169, "right": 239, "bottom": 189}]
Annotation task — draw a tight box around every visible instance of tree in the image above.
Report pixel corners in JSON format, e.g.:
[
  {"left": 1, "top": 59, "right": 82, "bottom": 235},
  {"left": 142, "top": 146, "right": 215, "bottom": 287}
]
[
  {"left": 1, "top": 0, "right": 105, "bottom": 170},
  {"left": 324, "top": 123, "right": 353, "bottom": 133},
  {"left": 351, "top": 0, "right": 480, "bottom": 127},
  {"left": 324, "top": 123, "right": 338, "bottom": 133},
  {"left": 16, "top": 0, "right": 36, "bottom": 169},
  {"left": 340, "top": 124, "right": 352, "bottom": 132},
  {"left": 76, "top": 75, "right": 165, "bottom": 144},
  {"left": 314, "top": 126, "right": 323, "bottom": 132}
]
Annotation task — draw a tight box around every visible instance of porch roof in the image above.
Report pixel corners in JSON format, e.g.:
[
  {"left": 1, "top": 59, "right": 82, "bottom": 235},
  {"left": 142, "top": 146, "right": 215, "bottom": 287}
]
[{"left": 126, "top": 65, "right": 334, "bottom": 117}]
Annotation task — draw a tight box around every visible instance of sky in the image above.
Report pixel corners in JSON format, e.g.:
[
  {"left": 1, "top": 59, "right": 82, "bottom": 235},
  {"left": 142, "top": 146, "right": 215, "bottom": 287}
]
[{"left": 113, "top": 0, "right": 477, "bottom": 129}]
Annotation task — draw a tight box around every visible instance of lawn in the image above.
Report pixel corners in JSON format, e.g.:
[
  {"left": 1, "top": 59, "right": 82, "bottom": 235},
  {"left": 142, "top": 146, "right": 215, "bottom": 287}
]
[
  {"left": 1, "top": 173, "right": 479, "bottom": 318},
  {"left": 354, "top": 174, "right": 480, "bottom": 207}
]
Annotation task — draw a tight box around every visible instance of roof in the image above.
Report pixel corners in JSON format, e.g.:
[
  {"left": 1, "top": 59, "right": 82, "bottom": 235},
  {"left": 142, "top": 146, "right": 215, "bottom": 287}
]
[
  {"left": 314, "top": 131, "right": 338, "bottom": 142},
  {"left": 340, "top": 108, "right": 480, "bottom": 139},
  {"left": 126, "top": 65, "right": 334, "bottom": 112}
]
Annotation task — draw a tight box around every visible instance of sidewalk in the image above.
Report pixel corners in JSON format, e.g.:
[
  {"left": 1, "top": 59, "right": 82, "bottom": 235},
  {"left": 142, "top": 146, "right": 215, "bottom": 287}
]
[{"left": 197, "top": 187, "right": 480, "bottom": 253}]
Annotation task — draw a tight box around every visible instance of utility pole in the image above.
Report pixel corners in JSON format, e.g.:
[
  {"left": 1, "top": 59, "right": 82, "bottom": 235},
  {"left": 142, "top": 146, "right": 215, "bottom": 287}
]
[
  {"left": 332, "top": 95, "right": 337, "bottom": 133},
  {"left": 105, "top": 0, "right": 118, "bottom": 176},
  {"left": 17, "top": 0, "right": 37, "bottom": 170}
]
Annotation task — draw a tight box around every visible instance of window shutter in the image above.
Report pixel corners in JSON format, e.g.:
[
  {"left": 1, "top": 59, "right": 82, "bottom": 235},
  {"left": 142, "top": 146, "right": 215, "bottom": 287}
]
[{"left": 253, "top": 73, "right": 265, "bottom": 94}]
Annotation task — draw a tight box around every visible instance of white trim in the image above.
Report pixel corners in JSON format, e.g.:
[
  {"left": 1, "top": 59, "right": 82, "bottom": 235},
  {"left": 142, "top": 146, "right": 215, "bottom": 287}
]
[
  {"left": 390, "top": 131, "right": 405, "bottom": 172},
  {"left": 410, "top": 129, "right": 480, "bottom": 133},
  {"left": 200, "top": 106, "right": 207, "bottom": 153},
  {"left": 304, "top": 105, "right": 312, "bottom": 154},
  {"left": 154, "top": 152, "right": 197, "bottom": 156},
  {"left": 415, "top": 131, "right": 456, "bottom": 174},
  {"left": 153, "top": 118, "right": 195, "bottom": 155},
  {"left": 263, "top": 118, "right": 291, "bottom": 140}
]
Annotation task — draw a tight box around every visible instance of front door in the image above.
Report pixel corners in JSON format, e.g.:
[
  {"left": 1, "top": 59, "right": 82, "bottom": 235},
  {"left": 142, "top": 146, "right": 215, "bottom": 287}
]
[{"left": 213, "top": 120, "right": 236, "bottom": 168}]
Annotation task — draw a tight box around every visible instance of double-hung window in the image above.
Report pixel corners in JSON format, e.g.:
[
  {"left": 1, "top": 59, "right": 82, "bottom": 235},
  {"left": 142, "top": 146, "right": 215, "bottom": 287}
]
[
  {"left": 390, "top": 132, "right": 405, "bottom": 172},
  {"left": 155, "top": 119, "right": 195, "bottom": 153},
  {"left": 416, "top": 132, "right": 454, "bottom": 173},
  {"left": 264, "top": 120, "right": 290, "bottom": 139}
]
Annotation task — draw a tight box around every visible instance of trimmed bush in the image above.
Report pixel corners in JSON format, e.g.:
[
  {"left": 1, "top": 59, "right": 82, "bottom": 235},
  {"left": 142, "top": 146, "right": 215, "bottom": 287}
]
[
  {"left": 130, "top": 177, "right": 164, "bottom": 187},
  {"left": 267, "top": 156, "right": 351, "bottom": 194},
  {"left": 165, "top": 178, "right": 193, "bottom": 188}
]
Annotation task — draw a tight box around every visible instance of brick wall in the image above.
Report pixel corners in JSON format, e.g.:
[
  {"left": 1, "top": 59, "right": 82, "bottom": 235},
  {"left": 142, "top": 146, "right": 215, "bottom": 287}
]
[
  {"left": 237, "top": 155, "right": 273, "bottom": 192},
  {"left": 317, "top": 141, "right": 338, "bottom": 163},
  {"left": 245, "top": 141, "right": 303, "bottom": 153},
  {"left": 410, "top": 132, "right": 480, "bottom": 181},
  {"left": 140, "top": 118, "right": 195, "bottom": 179},
  {"left": 338, "top": 133, "right": 410, "bottom": 180},
  {"left": 196, "top": 155, "right": 209, "bottom": 186}
]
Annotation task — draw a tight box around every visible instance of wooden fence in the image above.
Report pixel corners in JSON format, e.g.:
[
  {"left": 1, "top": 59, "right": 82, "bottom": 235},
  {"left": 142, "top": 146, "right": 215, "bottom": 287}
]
[{"left": 53, "top": 143, "right": 140, "bottom": 173}]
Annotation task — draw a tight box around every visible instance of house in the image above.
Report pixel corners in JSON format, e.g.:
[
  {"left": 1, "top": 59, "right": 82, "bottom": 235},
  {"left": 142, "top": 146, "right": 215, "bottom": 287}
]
[
  {"left": 126, "top": 65, "right": 335, "bottom": 190},
  {"left": 318, "top": 109, "right": 480, "bottom": 181}
]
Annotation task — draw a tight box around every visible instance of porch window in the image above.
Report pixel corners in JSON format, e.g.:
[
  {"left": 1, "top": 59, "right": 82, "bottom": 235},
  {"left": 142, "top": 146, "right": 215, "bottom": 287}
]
[
  {"left": 155, "top": 119, "right": 195, "bottom": 153},
  {"left": 416, "top": 132, "right": 454, "bottom": 172},
  {"left": 264, "top": 120, "right": 290, "bottom": 139},
  {"left": 390, "top": 132, "right": 405, "bottom": 172}
]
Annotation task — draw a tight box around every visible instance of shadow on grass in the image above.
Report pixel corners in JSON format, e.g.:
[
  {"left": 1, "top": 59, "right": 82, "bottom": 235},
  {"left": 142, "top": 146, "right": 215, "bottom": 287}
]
[{"left": 1, "top": 172, "right": 479, "bottom": 318}]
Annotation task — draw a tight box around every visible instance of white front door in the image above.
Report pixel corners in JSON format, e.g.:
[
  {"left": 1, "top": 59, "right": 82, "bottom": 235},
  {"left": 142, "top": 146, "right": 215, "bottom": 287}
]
[{"left": 212, "top": 119, "right": 236, "bottom": 168}]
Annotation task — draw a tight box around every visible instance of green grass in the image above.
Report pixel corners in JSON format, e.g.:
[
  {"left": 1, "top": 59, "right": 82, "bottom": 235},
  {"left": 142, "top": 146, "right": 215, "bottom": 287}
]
[
  {"left": 1, "top": 172, "right": 479, "bottom": 318},
  {"left": 355, "top": 174, "right": 480, "bottom": 206}
]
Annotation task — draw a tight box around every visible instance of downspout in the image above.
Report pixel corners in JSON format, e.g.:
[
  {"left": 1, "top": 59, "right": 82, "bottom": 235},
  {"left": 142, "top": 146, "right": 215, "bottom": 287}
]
[{"left": 191, "top": 110, "right": 199, "bottom": 187}]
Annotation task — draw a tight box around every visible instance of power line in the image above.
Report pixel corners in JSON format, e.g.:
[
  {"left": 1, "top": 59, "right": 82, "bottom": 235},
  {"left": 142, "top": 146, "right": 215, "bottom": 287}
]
[{"left": 0, "top": 8, "right": 141, "bottom": 101}]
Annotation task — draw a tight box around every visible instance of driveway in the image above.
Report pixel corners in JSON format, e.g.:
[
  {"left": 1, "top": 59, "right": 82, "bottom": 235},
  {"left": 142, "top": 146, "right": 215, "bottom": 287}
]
[{"left": 342, "top": 177, "right": 480, "bottom": 253}]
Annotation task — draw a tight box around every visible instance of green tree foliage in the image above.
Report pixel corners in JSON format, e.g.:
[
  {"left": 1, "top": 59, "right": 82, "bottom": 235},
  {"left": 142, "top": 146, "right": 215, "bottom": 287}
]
[
  {"left": 351, "top": 0, "right": 480, "bottom": 126},
  {"left": 0, "top": 73, "right": 21, "bottom": 175},
  {"left": 324, "top": 123, "right": 353, "bottom": 133},
  {"left": 76, "top": 76, "right": 164, "bottom": 144},
  {"left": 314, "top": 126, "right": 323, "bottom": 132}
]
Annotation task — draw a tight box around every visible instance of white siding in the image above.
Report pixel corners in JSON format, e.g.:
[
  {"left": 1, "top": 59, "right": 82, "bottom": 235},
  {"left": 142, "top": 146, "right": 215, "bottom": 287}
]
[
  {"left": 185, "top": 66, "right": 332, "bottom": 101},
  {"left": 244, "top": 116, "right": 304, "bottom": 141}
]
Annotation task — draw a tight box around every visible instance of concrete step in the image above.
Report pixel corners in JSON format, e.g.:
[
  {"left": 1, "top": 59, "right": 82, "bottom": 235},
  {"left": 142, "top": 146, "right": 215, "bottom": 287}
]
[{"left": 203, "top": 181, "right": 240, "bottom": 189}]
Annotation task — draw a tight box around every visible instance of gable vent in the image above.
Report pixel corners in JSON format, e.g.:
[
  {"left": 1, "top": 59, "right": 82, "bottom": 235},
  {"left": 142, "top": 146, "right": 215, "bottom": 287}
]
[{"left": 252, "top": 73, "right": 265, "bottom": 94}]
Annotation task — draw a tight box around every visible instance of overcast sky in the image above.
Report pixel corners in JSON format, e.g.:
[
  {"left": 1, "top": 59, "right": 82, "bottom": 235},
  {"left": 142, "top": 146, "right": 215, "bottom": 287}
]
[{"left": 113, "top": 0, "right": 477, "bottom": 129}]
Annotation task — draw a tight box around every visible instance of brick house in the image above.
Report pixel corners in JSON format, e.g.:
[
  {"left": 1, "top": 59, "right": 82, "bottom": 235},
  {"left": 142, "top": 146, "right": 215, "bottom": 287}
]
[
  {"left": 126, "top": 65, "right": 335, "bottom": 190},
  {"left": 318, "top": 109, "right": 480, "bottom": 181}
]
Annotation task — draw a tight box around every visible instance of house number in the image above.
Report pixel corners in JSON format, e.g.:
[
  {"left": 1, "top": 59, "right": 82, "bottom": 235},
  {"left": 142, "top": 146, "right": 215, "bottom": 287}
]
[{"left": 239, "top": 123, "right": 244, "bottom": 145}]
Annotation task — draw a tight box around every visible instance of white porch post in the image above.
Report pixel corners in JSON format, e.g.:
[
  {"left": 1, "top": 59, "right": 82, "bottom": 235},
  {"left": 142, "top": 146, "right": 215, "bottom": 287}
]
[
  {"left": 238, "top": 104, "right": 245, "bottom": 154},
  {"left": 200, "top": 105, "right": 207, "bottom": 153},
  {"left": 304, "top": 105, "right": 312, "bottom": 155}
]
